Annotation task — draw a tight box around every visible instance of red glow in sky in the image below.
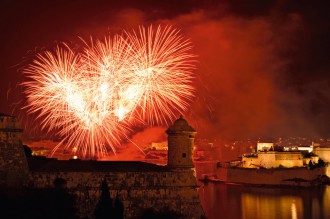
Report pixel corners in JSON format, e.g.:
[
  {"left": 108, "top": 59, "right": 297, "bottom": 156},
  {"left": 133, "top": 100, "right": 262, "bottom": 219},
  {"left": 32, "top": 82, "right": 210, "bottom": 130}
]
[
  {"left": 22, "top": 26, "right": 195, "bottom": 158},
  {"left": 1, "top": 0, "right": 330, "bottom": 141}
]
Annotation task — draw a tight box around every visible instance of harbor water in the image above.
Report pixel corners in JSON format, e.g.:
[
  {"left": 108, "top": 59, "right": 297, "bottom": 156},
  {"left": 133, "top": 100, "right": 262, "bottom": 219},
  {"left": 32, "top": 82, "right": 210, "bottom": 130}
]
[{"left": 199, "top": 183, "right": 330, "bottom": 219}]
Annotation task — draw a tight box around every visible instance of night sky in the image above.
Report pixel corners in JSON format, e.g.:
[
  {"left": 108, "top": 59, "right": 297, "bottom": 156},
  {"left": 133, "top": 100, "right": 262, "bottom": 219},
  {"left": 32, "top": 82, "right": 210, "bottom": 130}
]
[{"left": 1, "top": 0, "right": 330, "bottom": 140}]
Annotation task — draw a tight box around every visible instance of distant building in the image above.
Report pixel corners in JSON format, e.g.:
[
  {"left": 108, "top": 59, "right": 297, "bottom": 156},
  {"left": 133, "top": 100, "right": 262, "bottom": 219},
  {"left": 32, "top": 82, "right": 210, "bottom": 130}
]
[
  {"left": 242, "top": 142, "right": 319, "bottom": 168},
  {"left": 148, "top": 141, "right": 168, "bottom": 150},
  {"left": 314, "top": 145, "right": 330, "bottom": 163},
  {"left": 242, "top": 151, "right": 305, "bottom": 168},
  {"left": 30, "top": 147, "right": 50, "bottom": 156},
  {"left": 257, "top": 142, "right": 274, "bottom": 151}
]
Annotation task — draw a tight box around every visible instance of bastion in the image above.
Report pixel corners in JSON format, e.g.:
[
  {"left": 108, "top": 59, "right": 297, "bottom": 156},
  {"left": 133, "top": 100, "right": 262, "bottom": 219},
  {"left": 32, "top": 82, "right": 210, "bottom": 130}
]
[{"left": 0, "top": 114, "right": 204, "bottom": 218}]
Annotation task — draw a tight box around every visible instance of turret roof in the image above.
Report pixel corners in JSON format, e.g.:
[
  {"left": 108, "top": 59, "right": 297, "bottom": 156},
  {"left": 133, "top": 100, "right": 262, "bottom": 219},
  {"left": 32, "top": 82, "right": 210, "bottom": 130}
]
[
  {"left": 166, "top": 115, "right": 196, "bottom": 133},
  {"left": 0, "top": 113, "right": 14, "bottom": 117}
]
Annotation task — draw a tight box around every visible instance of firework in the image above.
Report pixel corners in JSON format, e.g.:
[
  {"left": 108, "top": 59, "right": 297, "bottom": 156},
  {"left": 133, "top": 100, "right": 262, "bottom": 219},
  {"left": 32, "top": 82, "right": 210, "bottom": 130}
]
[{"left": 23, "top": 26, "right": 195, "bottom": 159}]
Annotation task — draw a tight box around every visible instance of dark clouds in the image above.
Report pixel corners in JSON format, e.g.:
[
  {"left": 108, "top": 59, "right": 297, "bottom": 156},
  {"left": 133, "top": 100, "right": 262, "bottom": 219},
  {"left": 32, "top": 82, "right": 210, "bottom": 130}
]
[{"left": 1, "top": 0, "right": 330, "bottom": 140}]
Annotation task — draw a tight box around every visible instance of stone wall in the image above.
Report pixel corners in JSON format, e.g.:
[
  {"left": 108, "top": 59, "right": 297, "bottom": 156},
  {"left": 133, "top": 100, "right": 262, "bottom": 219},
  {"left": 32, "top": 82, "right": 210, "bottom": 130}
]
[
  {"left": 26, "top": 170, "right": 204, "bottom": 218},
  {"left": 314, "top": 147, "right": 330, "bottom": 162},
  {"left": 1, "top": 116, "right": 204, "bottom": 218},
  {"left": 242, "top": 152, "right": 304, "bottom": 168},
  {"left": 0, "top": 142, "right": 29, "bottom": 187},
  {"left": 326, "top": 165, "right": 330, "bottom": 177},
  {"left": 217, "top": 166, "right": 326, "bottom": 186},
  {"left": 0, "top": 114, "right": 22, "bottom": 144},
  {"left": 0, "top": 114, "right": 28, "bottom": 187}
]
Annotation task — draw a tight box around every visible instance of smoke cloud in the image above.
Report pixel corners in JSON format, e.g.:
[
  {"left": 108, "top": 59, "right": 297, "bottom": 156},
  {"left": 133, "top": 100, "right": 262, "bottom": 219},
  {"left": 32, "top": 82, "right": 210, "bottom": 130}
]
[
  {"left": 104, "top": 8, "right": 327, "bottom": 140},
  {"left": 2, "top": 1, "right": 330, "bottom": 143}
]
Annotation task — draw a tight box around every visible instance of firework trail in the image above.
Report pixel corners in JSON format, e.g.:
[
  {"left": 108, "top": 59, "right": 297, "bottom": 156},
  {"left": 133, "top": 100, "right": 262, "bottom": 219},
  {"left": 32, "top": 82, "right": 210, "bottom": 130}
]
[
  {"left": 22, "top": 26, "right": 195, "bottom": 159},
  {"left": 126, "top": 26, "right": 195, "bottom": 125}
]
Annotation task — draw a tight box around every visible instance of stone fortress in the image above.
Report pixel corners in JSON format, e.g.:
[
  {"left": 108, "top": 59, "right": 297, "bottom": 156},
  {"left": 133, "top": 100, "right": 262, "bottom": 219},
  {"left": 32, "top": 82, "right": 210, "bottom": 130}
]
[{"left": 0, "top": 113, "right": 204, "bottom": 218}]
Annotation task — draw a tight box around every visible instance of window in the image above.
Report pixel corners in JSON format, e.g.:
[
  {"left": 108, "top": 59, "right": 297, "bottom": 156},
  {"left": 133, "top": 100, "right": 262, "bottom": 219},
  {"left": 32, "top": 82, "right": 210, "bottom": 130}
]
[{"left": 182, "top": 153, "right": 186, "bottom": 158}]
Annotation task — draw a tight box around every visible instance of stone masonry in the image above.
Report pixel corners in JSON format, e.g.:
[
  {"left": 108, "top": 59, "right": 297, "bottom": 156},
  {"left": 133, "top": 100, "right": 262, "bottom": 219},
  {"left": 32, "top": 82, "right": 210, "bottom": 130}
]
[
  {"left": 1, "top": 115, "right": 204, "bottom": 218},
  {"left": 0, "top": 113, "right": 29, "bottom": 187}
]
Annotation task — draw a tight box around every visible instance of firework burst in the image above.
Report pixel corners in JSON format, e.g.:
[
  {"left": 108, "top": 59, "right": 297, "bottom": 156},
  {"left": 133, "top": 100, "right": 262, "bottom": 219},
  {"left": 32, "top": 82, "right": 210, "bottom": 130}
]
[{"left": 23, "top": 25, "right": 196, "bottom": 159}]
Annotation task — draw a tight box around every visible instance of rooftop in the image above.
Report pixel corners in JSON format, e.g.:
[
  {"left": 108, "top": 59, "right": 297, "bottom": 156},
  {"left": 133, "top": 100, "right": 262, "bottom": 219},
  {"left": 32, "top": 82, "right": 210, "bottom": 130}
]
[
  {"left": 166, "top": 115, "right": 196, "bottom": 133},
  {"left": 0, "top": 113, "right": 14, "bottom": 117}
]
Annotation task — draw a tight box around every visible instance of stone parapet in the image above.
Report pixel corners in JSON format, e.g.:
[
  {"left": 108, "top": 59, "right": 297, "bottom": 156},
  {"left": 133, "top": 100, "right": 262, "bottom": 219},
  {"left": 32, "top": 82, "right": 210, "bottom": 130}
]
[{"left": 26, "top": 170, "right": 203, "bottom": 218}]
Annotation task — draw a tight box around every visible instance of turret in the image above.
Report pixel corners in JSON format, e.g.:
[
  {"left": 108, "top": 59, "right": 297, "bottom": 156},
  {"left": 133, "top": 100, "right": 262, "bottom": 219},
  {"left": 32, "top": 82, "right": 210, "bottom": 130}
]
[
  {"left": 0, "top": 113, "right": 28, "bottom": 187},
  {"left": 166, "top": 116, "right": 196, "bottom": 169}
]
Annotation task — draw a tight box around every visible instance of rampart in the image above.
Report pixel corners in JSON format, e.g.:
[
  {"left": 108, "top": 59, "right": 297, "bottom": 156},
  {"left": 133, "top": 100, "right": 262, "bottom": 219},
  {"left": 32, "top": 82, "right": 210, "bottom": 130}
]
[
  {"left": 0, "top": 115, "right": 204, "bottom": 218},
  {"left": 24, "top": 159, "right": 204, "bottom": 218},
  {"left": 217, "top": 166, "right": 327, "bottom": 186}
]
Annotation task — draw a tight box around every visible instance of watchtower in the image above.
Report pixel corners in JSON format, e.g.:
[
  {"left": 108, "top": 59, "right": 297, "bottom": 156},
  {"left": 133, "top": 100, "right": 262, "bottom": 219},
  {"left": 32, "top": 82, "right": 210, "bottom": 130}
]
[
  {"left": 0, "top": 113, "right": 28, "bottom": 187},
  {"left": 166, "top": 116, "right": 196, "bottom": 169}
]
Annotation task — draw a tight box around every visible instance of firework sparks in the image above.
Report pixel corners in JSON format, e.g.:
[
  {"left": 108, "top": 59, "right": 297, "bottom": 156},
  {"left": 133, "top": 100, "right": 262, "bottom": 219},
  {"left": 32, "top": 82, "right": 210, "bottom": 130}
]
[{"left": 22, "top": 26, "right": 195, "bottom": 159}]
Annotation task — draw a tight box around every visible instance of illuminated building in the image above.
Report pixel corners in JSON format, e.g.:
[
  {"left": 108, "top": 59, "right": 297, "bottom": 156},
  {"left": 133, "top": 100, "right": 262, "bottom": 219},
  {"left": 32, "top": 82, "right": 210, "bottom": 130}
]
[
  {"left": 242, "top": 142, "right": 319, "bottom": 168},
  {"left": 242, "top": 151, "right": 304, "bottom": 168},
  {"left": 209, "top": 140, "right": 328, "bottom": 186},
  {"left": 148, "top": 141, "right": 168, "bottom": 150},
  {"left": 257, "top": 142, "right": 274, "bottom": 151},
  {"left": 313, "top": 145, "right": 330, "bottom": 163}
]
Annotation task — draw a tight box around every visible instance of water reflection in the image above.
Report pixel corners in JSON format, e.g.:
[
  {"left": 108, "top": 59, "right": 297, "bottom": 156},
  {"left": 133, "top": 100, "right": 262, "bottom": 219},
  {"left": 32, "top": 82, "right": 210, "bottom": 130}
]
[{"left": 199, "top": 184, "right": 330, "bottom": 219}]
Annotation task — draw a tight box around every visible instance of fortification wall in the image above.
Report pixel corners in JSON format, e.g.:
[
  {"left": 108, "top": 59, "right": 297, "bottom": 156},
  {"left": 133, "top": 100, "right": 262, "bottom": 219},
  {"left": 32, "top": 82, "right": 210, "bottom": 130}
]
[
  {"left": 26, "top": 170, "right": 203, "bottom": 218},
  {"left": 217, "top": 167, "right": 326, "bottom": 186},
  {"left": 0, "top": 142, "right": 29, "bottom": 187},
  {"left": 315, "top": 148, "right": 330, "bottom": 162}
]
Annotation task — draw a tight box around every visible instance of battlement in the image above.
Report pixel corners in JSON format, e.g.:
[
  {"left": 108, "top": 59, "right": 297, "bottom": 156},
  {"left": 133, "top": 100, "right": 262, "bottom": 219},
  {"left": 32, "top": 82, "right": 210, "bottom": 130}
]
[{"left": 0, "top": 116, "right": 204, "bottom": 218}]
